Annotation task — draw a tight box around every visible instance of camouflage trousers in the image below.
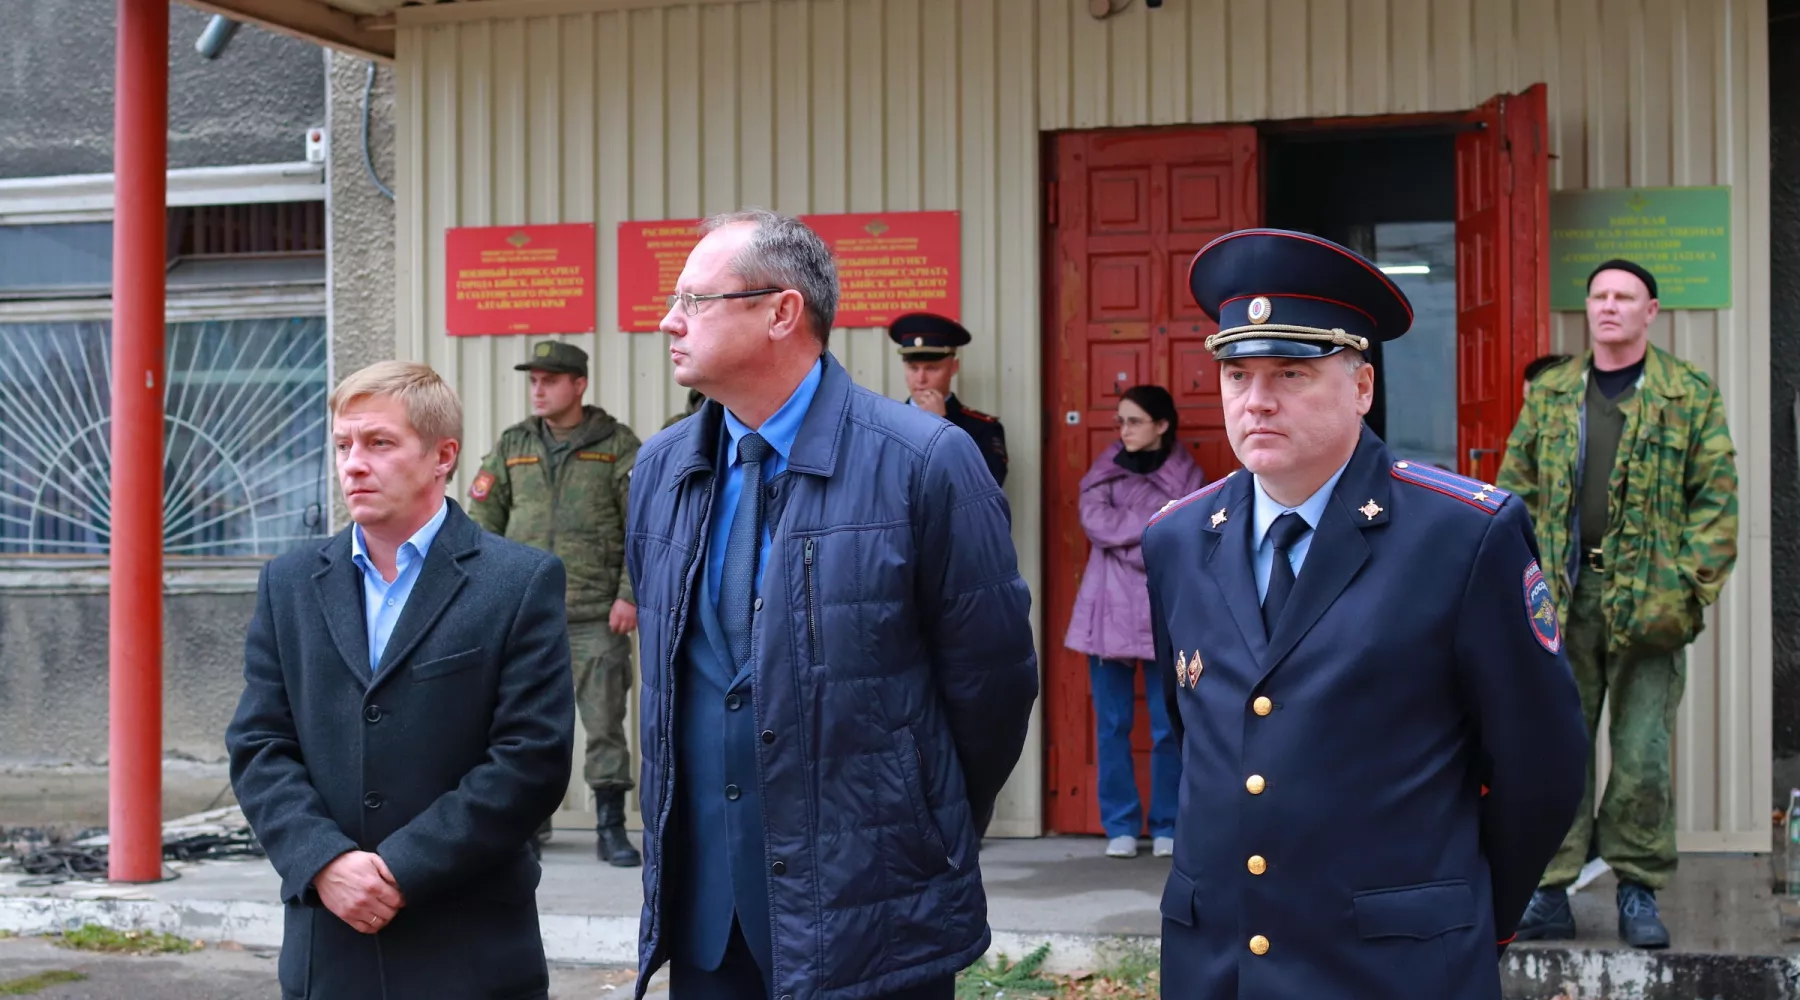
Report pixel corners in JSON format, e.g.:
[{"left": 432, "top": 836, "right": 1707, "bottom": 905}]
[
  {"left": 537, "top": 619, "right": 636, "bottom": 840},
  {"left": 1540, "top": 565, "right": 1685, "bottom": 890}
]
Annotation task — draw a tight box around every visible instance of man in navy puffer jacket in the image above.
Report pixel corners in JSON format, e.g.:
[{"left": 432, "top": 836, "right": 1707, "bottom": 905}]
[{"left": 626, "top": 209, "right": 1040, "bottom": 1000}]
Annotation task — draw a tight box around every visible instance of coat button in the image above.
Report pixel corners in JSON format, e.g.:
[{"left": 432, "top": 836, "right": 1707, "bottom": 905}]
[
  {"left": 364, "top": 705, "right": 383, "bottom": 723},
  {"left": 726, "top": 693, "right": 742, "bottom": 711},
  {"left": 1247, "top": 855, "right": 1267, "bottom": 875},
  {"left": 754, "top": 597, "right": 763, "bottom": 612},
  {"left": 725, "top": 784, "right": 741, "bottom": 801},
  {"left": 1249, "top": 935, "right": 1270, "bottom": 956},
  {"left": 1246, "top": 775, "right": 1266, "bottom": 795},
  {"left": 770, "top": 861, "right": 786, "bottom": 875},
  {"left": 363, "top": 792, "right": 383, "bottom": 810},
  {"left": 761, "top": 730, "right": 775, "bottom": 744},
  {"left": 1252, "top": 697, "right": 1272, "bottom": 716}
]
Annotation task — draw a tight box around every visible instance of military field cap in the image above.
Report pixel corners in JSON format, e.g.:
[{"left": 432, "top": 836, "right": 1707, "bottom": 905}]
[
  {"left": 888, "top": 313, "right": 971, "bottom": 362},
  {"left": 515, "top": 340, "right": 588, "bottom": 375},
  {"left": 1187, "top": 228, "right": 1415, "bottom": 361}
]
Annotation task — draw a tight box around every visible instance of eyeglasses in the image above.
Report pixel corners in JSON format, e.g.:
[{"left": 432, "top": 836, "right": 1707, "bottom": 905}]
[
  {"left": 665, "top": 287, "right": 784, "bottom": 316},
  {"left": 1114, "top": 415, "right": 1152, "bottom": 428}
]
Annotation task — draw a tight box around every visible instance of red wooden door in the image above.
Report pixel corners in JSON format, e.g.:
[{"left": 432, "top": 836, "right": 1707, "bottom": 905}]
[
  {"left": 1042, "top": 126, "right": 1259, "bottom": 835},
  {"left": 1455, "top": 84, "right": 1550, "bottom": 482}
]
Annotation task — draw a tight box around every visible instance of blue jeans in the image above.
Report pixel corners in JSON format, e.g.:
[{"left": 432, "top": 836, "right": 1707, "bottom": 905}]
[{"left": 1089, "top": 656, "right": 1180, "bottom": 839}]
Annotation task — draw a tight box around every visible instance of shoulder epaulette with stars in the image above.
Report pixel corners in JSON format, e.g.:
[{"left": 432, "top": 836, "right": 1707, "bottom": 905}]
[
  {"left": 1147, "top": 470, "right": 1238, "bottom": 528},
  {"left": 1389, "top": 460, "right": 1509, "bottom": 515},
  {"left": 958, "top": 405, "right": 999, "bottom": 424}
]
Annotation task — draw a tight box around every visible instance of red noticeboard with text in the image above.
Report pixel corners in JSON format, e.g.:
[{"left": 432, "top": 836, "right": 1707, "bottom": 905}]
[
  {"left": 615, "top": 211, "right": 961, "bottom": 331},
  {"left": 446, "top": 223, "right": 596, "bottom": 337}
]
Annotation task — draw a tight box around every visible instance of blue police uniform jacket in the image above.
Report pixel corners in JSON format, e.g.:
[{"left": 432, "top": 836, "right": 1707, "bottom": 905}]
[
  {"left": 1144, "top": 427, "right": 1588, "bottom": 1000},
  {"left": 625, "top": 352, "right": 1040, "bottom": 1000}
]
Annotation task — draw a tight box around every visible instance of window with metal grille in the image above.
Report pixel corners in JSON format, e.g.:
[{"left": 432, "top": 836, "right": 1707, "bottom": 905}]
[{"left": 0, "top": 199, "right": 328, "bottom": 559}]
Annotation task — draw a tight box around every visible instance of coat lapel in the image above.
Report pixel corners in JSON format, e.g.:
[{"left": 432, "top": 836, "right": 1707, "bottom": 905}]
[
  {"left": 1260, "top": 429, "right": 1391, "bottom": 675},
  {"left": 1201, "top": 472, "right": 1268, "bottom": 662},
  {"left": 312, "top": 530, "right": 372, "bottom": 688},
  {"left": 372, "top": 503, "right": 479, "bottom": 682}
]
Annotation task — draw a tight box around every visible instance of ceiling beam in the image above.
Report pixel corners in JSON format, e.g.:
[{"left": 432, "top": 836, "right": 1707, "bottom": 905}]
[{"left": 174, "top": 0, "right": 395, "bottom": 61}]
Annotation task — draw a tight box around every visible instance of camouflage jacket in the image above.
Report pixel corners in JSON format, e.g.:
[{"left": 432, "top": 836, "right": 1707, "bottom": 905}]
[
  {"left": 467, "top": 406, "right": 640, "bottom": 621},
  {"left": 1496, "top": 345, "right": 1738, "bottom": 653}
]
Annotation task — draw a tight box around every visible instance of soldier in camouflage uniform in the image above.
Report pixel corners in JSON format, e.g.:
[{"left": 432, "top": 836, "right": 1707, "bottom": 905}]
[
  {"left": 1498, "top": 259, "right": 1738, "bottom": 948},
  {"left": 468, "top": 340, "right": 645, "bottom": 867}
]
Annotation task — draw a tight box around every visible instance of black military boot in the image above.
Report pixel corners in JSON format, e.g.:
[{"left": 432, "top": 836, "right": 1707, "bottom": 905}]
[
  {"left": 1617, "top": 881, "right": 1671, "bottom": 949},
  {"left": 593, "top": 788, "right": 642, "bottom": 868},
  {"left": 1514, "top": 887, "right": 1576, "bottom": 940}
]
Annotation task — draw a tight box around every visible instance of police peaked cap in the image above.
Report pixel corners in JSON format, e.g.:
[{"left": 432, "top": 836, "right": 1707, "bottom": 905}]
[
  {"left": 1187, "top": 229, "right": 1415, "bottom": 360},
  {"left": 888, "top": 313, "right": 971, "bottom": 361}
]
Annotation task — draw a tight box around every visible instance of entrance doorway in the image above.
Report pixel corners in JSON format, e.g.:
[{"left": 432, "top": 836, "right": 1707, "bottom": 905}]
[{"left": 1040, "top": 88, "right": 1549, "bottom": 837}]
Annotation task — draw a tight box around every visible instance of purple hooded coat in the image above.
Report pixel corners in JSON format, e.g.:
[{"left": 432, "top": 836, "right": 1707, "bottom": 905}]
[{"left": 1063, "top": 441, "right": 1208, "bottom": 662}]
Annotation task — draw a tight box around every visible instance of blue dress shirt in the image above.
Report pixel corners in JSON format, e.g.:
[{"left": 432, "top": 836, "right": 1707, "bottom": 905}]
[
  {"left": 1251, "top": 462, "right": 1349, "bottom": 602},
  {"left": 350, "top": 499, "right": 449, "bottom": 672},
  {"left": 704, "top": 358, "right": 824, "bottom": 611}
]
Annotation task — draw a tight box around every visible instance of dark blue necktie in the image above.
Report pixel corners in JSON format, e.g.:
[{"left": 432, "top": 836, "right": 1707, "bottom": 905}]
[
  {"left": 720, "top": 433, "right": 773, "bottom": 666},
  {"left": 1261, "top": 511, "right": 1310, "bottom": 635}
]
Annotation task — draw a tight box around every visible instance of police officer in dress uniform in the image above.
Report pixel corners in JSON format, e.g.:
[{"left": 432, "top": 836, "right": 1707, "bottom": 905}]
[
  {"left": 888, "top": 313, "right": 1009, "bottom": 487},
  {"left": 1144, "top": 229, "right": 1588, "bottom": 1000}
]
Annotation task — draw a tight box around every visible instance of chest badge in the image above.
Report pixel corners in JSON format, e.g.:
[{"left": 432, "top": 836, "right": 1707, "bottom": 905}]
[
  {"left": 1176, "top": 649, "right": 1203, "bottom": 688},
  {"left": 1210, "top": 507, "right": 1229, "bottom": 528},
  {"left": 1358, "top": 499, "right": 1383, "bottom": 521}
]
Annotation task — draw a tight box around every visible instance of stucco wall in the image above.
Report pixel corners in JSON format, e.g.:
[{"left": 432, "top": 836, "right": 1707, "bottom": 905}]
[
  {"left": 325, "top": 49, "right": 399, "bottom": 532},
  {"left": 0, "top": 0, "right": 324, "bottom": 178},
  {"left": 0, "top": 567, "right": 256, "bottom": 765},
  {"left": 1768, "top": 0, "right": 1800, "bottom": 804}
]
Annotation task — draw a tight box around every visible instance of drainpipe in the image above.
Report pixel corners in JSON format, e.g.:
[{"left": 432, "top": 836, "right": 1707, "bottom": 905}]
[{"left": 109, "top": 0, "right": 167, "bottom": 884}]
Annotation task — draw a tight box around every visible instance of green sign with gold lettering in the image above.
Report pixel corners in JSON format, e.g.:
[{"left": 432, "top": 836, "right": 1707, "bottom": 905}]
[{"left": 1549, "top": 186, "right": 1731, "bottom": 310}]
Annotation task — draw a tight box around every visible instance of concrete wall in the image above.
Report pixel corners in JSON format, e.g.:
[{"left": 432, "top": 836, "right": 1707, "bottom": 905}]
[
  {"left": 0, "top": 564, "right": 255, "bottom": 765},
  {"left": 325, "top": 48, "right": 399, "bottom": 532},
  {"left": 1769, "top": 0, "right": 1800, "bottom": 805},
  {"left": 0, "top": 0, "right": 324, "bottom": 178}
]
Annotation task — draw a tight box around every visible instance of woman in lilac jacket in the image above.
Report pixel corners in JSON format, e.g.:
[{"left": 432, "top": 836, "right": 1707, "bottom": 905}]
[{"left": 1064, "top": 385, "right": 1206, "bottom": 859}]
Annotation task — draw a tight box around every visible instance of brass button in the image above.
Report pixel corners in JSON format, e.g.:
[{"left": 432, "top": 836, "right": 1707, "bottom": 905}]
[
  {"left": 1252, "top": 696, "right": 1272, "bottom": 716},
  {"left": 1249, "top": 934, "right": 1270, "bottom": 956},
  {"left": 1247, "top": 855, "right": 1267, "bottom": 875},
  {"left": 1246, "top": 774, "right": 1266, "bottom": 795}
]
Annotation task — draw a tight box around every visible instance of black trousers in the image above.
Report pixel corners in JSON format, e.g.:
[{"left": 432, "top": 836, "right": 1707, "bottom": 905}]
[{"left": 667, "top": 919, "right": 955, "bottom": 1000}]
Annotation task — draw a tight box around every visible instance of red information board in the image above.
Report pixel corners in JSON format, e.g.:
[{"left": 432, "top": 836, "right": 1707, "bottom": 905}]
[
  {"left": 614, "top": 211, "right": 961, "bottom": 332},
  {"left": 805, "top": 211, "right": 960, "bottom": 328},
  {"left": 446, "top": 223, "right": 596, "bottom": 337},
  {"left": 616, "top": 219, "right": 704, "bottom": 332}
]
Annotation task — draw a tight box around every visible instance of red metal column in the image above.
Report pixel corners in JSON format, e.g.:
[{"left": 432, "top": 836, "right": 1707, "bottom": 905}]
[{"left": 109, "top": 0, "right": 168, "bottom": 883}]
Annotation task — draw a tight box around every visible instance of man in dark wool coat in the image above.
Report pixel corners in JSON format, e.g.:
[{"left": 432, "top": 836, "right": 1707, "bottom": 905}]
[{"left": 227, "top": 360, "right": 575, "bottom": 1000}]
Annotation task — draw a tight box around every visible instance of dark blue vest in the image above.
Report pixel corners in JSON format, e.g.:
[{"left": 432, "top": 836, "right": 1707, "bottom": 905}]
[{"left": 666, "top": 567, "right": 773, "bottom": 978}]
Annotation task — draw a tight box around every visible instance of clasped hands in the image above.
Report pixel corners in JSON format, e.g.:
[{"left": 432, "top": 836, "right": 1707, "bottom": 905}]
[{"left": 316, "top": 851, "right": 405, "bottom": 935}]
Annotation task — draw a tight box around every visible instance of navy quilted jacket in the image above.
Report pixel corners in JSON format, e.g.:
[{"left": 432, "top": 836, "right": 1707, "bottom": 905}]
[{"left": 625, "top": 352, "right": 1039, "bottom": 999}]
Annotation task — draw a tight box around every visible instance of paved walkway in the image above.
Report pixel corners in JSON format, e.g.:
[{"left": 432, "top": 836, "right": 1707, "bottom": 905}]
[{"left": 3, "top": 831, "right": 1799, "bottom": 996}]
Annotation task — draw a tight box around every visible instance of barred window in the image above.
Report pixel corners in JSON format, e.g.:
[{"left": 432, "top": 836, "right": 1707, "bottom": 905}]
[
  {"left": 0, "top": 194, "right": 329, "bottom": 559},
  {"left": 0, "top": 317, "right": 330, "bottom": 556}
]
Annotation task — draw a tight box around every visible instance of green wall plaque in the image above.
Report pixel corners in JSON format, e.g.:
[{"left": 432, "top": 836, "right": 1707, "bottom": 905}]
[{"left": 1549, "top": 186, "right": 1731, "bottom": 310}]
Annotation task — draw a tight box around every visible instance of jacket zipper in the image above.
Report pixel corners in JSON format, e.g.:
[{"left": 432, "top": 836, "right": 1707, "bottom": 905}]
[
  {"left": 804, "top": 537, "right": 820, "bottom": 662},
  {"left": 912, "top": 737, "right": 959, "bottom": 872}
]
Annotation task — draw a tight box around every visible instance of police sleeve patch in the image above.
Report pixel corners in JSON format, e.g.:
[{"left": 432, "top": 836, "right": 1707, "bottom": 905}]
[
  {"left": 469, "top": 470, "right": 495, "bottom": 502},
  {"left": 1523, "top": 560, "right": 1560, "bottom": 653}
]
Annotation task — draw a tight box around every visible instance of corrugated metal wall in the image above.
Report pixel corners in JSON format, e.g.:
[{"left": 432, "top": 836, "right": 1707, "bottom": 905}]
[{"left": 393, "top": 0, "right": 1771, "bottom": 847}]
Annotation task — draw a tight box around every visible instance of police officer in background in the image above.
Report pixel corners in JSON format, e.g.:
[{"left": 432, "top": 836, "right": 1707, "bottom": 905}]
[
  {"left": 889, "top": 313, "right": 1009, "bottom": 487},
  {"left": 467, "top": 340, "right": 645, "bottom": 868},
  {"left": 1143, "top": 229, "right": 1588, "bottom": 999}
]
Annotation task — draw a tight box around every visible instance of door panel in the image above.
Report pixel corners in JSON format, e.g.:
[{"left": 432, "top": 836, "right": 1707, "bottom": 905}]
[
  {"left": 1043, "top": 125, "right": 1259, "bottom": 836},
  {"left": 1455, "top": 84, "right": 1550, "bottom": 483}
]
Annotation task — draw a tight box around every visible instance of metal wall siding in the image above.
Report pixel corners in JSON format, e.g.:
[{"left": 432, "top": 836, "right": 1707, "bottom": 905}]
[{"left": 394, "top": 0, "right": 1770, "bottom": 846}]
